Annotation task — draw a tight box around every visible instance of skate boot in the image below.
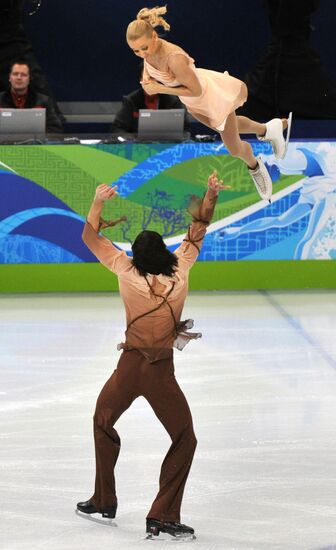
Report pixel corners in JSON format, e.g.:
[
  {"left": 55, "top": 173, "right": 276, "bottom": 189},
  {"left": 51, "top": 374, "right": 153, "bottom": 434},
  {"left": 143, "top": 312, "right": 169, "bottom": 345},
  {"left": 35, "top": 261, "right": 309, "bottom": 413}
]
[
  {"left": 146, "top": 518, "right": 196, "bottom": 540},
  {"left": 248, "top": 158, "right": 272, "bottom": 201},
  {"left": 76, "top": 499, "right": 117, "bottom": 518},
  {"left": 257, "top": 112, "right": 292, "bottom": 160}
]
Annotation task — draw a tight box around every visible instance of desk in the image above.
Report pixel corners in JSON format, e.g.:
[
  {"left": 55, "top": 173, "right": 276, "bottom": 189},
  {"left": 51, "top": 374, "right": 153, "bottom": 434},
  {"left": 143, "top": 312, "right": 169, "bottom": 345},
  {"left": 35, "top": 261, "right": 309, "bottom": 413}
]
[{"left": 0, "top": 139, "right": 335, "bottom": 292}]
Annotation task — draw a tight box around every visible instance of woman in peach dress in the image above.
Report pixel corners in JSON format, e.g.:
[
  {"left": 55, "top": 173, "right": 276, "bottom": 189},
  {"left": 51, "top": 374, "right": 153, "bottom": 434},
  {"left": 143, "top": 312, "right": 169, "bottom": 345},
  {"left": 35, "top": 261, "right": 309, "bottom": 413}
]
[{"left": 126, "top": 6, "right": 291, "bottom": 202}]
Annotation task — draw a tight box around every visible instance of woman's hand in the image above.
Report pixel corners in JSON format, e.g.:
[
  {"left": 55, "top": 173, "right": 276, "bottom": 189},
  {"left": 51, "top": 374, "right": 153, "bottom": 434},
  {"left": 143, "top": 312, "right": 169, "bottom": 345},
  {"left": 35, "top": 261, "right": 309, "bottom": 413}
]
[
  {"left": 94, "top": 184, "right": 118, "bottom": 202},
  {"left": 207, "top": 171, "right": 231, "bottom": 194},
  {"left": 141, "top": 78, "right": 161, "bottom": 96}
]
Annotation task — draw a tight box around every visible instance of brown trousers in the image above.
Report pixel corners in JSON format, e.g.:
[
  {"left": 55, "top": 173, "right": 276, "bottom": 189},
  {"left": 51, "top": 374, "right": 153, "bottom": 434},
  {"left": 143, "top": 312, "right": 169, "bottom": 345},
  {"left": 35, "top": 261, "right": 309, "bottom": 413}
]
[{"left": 91, "top": 349, "right": 197, "bottom": 523}]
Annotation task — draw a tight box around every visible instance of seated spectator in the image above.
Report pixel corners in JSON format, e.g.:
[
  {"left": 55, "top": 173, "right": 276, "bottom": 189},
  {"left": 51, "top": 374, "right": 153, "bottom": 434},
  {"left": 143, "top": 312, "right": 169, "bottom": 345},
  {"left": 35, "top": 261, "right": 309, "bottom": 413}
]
[
  {"left": 0, "top": 58, "right": 63, "bottom": 133},
  {"left": 111, "top": 87, "right": 189, "bottom": 134}
]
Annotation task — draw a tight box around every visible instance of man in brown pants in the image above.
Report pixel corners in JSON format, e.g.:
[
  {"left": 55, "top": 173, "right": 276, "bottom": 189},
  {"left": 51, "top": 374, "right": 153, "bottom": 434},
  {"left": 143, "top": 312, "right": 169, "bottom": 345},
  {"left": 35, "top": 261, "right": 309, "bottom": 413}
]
[{"left": 76, "top": 171, "right": 227, "bottom": 539}]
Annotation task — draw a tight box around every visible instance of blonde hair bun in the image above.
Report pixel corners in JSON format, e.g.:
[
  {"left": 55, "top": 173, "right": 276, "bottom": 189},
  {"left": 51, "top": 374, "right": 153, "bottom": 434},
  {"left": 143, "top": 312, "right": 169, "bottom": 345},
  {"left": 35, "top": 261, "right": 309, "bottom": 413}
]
[{"left": 136, "top": 5, "right": 170, "bottom": 31}]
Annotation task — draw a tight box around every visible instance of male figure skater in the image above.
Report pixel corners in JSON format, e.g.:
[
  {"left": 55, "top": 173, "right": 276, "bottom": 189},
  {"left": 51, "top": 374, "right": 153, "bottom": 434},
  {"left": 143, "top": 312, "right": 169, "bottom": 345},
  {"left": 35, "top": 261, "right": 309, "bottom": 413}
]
[{"left": 77, "top": 171, "right": 227, "bottom": 540}]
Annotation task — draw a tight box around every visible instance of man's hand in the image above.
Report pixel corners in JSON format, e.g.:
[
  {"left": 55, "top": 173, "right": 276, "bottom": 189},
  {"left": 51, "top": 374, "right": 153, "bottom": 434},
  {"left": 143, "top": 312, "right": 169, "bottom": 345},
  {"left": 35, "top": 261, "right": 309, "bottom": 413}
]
[
  {"left": 207, "top": 171, "right": 231, "bottom": 195},
  {"left": 94, "top": 184, "right": 118, "bottom": 202}
]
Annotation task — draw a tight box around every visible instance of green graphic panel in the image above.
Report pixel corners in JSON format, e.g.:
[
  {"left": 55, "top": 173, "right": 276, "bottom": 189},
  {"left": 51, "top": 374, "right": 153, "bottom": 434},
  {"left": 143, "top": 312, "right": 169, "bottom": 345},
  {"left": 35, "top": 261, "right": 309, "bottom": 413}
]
[
  {"left": 1, "top": 261, "right": 335, "bottom": 293},
  {"left": 1, "top": 141, "right": 333, "bottom": 291}
]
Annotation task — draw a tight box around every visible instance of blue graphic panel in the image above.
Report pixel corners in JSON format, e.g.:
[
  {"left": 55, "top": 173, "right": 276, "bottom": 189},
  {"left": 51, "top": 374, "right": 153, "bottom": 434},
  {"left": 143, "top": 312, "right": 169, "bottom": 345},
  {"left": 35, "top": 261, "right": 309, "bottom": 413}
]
[
  {"left": 0, "top": 172, "right": 96, "bottom": 263},
  {"left": 1, "top": 141, "right": 336, "bottom": 264}
]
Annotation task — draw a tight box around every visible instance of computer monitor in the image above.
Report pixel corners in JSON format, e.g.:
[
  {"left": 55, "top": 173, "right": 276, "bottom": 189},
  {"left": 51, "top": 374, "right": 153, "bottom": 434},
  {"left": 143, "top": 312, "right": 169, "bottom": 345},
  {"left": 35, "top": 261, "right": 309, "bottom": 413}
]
[
  {"left": 0, "top": 108, "right": 46, "bottom": 135},
  {"left": 137, "top": 108, "right": 187, "bottom": 141}
]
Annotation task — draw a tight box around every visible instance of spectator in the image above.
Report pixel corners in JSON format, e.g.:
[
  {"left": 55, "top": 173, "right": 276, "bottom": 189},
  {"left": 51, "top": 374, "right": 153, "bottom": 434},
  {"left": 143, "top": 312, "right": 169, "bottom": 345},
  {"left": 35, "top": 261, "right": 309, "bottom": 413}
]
[
  {"left": 0, "top": 0, "right": 63, "bottom": 122},
  {"left": 0, "top": 59, "right": 63, "bottom": 133},
  {"left": 239, "top": 0, "right": 336, "bottom": 119},
  {"left": 111, "top": 87, "right": 189, "bottom": 134}
]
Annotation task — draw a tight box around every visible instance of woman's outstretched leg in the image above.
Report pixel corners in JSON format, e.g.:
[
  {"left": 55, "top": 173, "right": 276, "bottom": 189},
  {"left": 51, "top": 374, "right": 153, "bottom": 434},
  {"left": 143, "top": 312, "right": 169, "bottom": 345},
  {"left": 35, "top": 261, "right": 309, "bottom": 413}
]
[
  {"left": 220, "top": 112, "right": 272, "bottom": 200},
  {"left": 237, "top": 115, "right": 288, "bottom": 134},
  {"left": 220, "top": 112, "right": 258, "bottom": 168},
  {"left": 237, "top": 115, "right": 290, "bottom": 159},
  {"left": 237, "top": 116, "right": 266, "bottom": 136}
]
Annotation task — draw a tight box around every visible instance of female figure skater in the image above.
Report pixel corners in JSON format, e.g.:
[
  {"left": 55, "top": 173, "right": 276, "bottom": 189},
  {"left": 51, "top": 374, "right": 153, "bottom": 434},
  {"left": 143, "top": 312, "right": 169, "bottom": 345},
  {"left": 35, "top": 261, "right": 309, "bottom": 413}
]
[
  {"left": 126, "top": 6, "right": 292, "bottom": 202},
  {"left": 76, "top": 172, "right": 228, "bottom": 540}
]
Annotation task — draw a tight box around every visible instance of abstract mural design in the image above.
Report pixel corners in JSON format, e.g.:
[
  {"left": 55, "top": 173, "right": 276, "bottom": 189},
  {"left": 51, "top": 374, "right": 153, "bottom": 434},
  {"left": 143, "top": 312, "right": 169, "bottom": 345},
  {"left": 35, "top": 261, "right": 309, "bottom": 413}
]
[{"left": 0, "top": 141, "right": 335, "bottom": 264}]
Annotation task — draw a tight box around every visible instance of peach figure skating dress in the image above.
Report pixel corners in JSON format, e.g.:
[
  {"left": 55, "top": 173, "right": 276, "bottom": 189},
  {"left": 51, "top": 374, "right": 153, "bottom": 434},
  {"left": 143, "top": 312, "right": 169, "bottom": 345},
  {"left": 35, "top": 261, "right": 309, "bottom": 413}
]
[{"left": 143, "top": 47, "right": 247, "bottom": 132}]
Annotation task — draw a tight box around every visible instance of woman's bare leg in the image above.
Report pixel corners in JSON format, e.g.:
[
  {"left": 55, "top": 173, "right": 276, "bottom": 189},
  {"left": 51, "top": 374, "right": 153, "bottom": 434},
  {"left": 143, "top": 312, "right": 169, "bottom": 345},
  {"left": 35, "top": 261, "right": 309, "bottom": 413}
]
[
  {"left": 220, "top": 112, "right": 257, "bottom": 169},
  {"left": 191, "top": 110, "right": 256, "bottom": 168},
  {"left": 192, "top": 111, "right": 286, "bottom": 142},
  {"left": 237, "top": 115, "right": 288, "bottom": 136},
  {"left": 237, "top": 116, "right": 265, "bottom": 136},
  {"left": 220, "top": 111, "right": 273, "bottom": 200}
]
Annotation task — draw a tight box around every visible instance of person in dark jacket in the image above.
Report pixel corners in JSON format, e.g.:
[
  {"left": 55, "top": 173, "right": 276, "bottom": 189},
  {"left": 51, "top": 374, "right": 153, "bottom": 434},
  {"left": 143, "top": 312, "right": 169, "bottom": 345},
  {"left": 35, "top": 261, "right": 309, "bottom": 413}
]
[
  {"left": 0, "top": 1, "right": 63, "bottom": 122},
  {"left": 239, "top": 0, "right": 336, "bottom": 119},
  {"left": 111, "top": 87, "right": 189, "bottom": 134},
  {"left": 0, "top": 58, "right": 63, "bottom": 133}
]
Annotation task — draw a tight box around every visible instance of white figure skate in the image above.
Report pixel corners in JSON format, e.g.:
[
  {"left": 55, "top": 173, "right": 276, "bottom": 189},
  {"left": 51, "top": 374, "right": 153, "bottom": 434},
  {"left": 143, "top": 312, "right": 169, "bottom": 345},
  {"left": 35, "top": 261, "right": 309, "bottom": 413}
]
[
  {"left": 248, "top": 157, "right": 273, "bottom": 201},
  {"left": 258, "top": 112, "right": 292, "bottom": 159}
]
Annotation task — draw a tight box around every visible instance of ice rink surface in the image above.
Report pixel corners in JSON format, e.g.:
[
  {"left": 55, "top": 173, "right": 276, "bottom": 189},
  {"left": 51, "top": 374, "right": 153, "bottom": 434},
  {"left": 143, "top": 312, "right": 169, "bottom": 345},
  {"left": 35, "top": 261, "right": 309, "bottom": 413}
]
[{"left": 1, "top": 290, "right": 336, "bottom": 550}]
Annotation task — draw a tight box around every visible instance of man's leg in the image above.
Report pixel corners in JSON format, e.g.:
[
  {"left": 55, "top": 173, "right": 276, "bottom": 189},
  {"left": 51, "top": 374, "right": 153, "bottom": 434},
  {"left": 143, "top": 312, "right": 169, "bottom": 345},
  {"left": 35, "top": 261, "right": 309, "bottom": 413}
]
[
  {"left": 141, "top": 355, "right": 197, "bottom": 523},
  {"left": 90, "top": 350, "right": 141, "bottom": 510}
]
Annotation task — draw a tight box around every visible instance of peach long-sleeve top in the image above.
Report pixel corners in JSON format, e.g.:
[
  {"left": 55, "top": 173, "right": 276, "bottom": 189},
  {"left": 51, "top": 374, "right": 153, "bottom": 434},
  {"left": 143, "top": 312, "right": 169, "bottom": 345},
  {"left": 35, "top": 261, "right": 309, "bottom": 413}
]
[{"left": 82, "top": 188, "right": 218, "bottom": 363}]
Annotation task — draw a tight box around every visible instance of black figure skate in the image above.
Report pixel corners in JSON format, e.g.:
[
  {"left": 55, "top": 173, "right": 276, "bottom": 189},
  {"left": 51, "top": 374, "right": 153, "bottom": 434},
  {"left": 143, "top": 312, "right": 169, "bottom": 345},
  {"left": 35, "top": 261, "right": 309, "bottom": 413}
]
[
  {"left": 146, "top": 518, "right": 196, "bottom": 541},
  {"left": 76, "top": 499, "right": 117, "bottom": 519}
]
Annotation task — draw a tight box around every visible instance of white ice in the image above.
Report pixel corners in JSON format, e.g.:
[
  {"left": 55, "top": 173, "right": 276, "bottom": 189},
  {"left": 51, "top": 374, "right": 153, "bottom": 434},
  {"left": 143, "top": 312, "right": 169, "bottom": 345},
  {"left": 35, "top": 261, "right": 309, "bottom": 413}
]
[{"left": 1, "top": 290, "right": 336, "bottom": 550}]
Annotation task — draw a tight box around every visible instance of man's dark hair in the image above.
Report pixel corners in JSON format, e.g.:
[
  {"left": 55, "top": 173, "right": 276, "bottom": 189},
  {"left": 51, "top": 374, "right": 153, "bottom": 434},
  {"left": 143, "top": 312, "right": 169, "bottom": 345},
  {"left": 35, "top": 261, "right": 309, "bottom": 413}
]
[
  {"left": 9, "top": 58, "right": 31, "bottom": 75},
  {"left": 132, "top": 230, "right": 178, "bottom": 277}
]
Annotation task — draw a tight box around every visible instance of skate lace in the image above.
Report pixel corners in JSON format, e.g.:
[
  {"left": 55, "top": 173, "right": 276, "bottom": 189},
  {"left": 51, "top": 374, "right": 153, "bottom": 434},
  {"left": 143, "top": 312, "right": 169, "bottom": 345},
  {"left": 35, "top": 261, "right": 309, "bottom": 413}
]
[{"left": 252, "top": 170, "right": 267, "bottom": 194}]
